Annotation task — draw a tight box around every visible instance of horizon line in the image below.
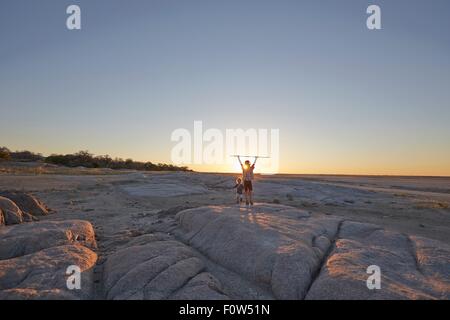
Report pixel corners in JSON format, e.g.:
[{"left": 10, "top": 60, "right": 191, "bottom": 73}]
[{"left": 3, "top": 145, "right": 450, "bottom": 178}]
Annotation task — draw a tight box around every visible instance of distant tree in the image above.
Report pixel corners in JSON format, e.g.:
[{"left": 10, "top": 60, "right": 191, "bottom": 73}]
[
  {"left": 1, "top": 146, "right": 192, "bottom": 171},
  {"left": 10, "top": 150, "right": 44, "bottom": 162},
  {"left": 94, "top": 155, "right": 113, "bottom": 168},
  {"left": 43, "top": 150, "right": 191, "bottom": 172},
  {"left": 0, "top": 147, "right": 11, "bottom": 160}
]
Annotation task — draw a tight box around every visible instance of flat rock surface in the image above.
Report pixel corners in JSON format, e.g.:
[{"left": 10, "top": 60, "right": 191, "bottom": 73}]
[
  {"left": 119, "top": 173, "right": 210, "bottom": 197},
  {"left": 0, "top": 172, "right": 449, "bottom": 300}
]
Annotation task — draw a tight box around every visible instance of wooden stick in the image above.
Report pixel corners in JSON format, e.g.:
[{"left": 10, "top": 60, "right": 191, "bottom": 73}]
[{"left": 230, "top": 155, "right": 270, "bottom": 158}]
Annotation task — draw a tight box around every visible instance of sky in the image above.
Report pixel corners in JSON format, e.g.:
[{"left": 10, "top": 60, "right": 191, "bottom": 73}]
[{"left": 1, "top": 0, "right": 450, "bottom": 175}]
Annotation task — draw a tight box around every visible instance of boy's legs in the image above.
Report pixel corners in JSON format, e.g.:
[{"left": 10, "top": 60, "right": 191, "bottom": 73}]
[
  {"left": 247, "top": 181, "right": 254, "bottom": 205},
  {"left": 244, "top": 181, "right": 250, "bottom": 205},
  {"left": 244, "top": 181, "right": 253, "bottom": 205}
]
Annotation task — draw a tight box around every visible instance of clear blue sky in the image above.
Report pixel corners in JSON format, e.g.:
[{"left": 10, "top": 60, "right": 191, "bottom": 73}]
[{"left": 1, "top": 0, "right": 449, "bottom": 175}]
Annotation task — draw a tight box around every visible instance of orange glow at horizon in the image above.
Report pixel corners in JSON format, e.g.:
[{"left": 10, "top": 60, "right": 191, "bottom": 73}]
[{"left": 188, "top": 159, "right": 450, "bottom": 177}]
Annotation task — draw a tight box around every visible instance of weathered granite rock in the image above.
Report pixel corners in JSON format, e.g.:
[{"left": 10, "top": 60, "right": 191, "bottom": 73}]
[
  {"left": 1, "top": 197, "right": 448, "bottom": 300},
  {"left": 174, "top": 204, "right": 450, "bottom": 300},
  {"left": 103, "top": 235, "right": 227, "bottom": 300},
  {"left": 0, "top": 220, "right": 97, "bottom": 260},
  {"left": 0, "top": 191, "right": 50, "bottom": 216},
  {"left": 174, "top": 204, "right": 341, "bottom": 299},
  {"left": 169, "top": 272, "right": 229, "bottom": 300},
  {"left": 21, "top": 211, "right": 38, "bottom": 223},
  {"left": 0, "top": 244, "right": 97, "bottom": 300},
  {"left": 0, "top": 196, "right": 23, "bottom": 225},
  {"left": 305, "top": 221, "right": 450, "bottom": 300},
  {"left": 0, "top": 288, "right": 76, "bottom": 300}
]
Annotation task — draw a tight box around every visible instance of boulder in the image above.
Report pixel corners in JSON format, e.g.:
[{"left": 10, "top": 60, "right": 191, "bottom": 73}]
[
  {"left": 0, "top": 196, "right": 23, "bottom": 225},
  {"left": 0, "top": 244, "right": 97, "bottom": 300},
  {"left": 103, "top": 235, "right": 227, "bottom": 300},
  {"left": 0, "top": 220, "right": 97, "bottom": 260},
  {"left": 0, "top": 191, "right": 50, "bottom": 216}
]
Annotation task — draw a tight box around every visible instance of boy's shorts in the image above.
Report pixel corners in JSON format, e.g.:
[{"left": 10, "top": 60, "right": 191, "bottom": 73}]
[{"left": 244, "top": 180, "right": 253, "bottom": 192}]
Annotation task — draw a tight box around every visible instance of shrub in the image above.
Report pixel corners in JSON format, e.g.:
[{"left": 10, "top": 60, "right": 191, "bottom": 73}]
[
  {"left": 0, "top": 147, "right": 11, "bottom": 160},
  {"left": 10, "top": 150, "right": 44, "bottom": 162},
  {"left": 44, "top": 150, "right": 190, "bottom": 172}
]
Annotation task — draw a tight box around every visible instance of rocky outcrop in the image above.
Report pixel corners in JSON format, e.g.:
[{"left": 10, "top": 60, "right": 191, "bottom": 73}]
[
  {"left": 174, "top": 204, "right": 340, "bottom": 299},
  {"left": 0, "top": 192, "right": 53, "bottom": 227},
  {"left": 169, "top": 272, "right": 227, "bottom": 300},
  {"left": 21, "top": 211, "right": 38, "bottom": 223},
  {"left": 0, "top": 205, "right": 98, "bottom": 300},
  {"left": 0, "top": 244, "right": 97, "bottom": 300},
  {"left": 305, "top": 221, "right": 450, "bottom": 300},
  {"left": 174, "top": 204, "right": 450, "bottom": 300},
  {"left": 0, "top": 220, "right": 97, "bottom": 260},
  {"left": 0, "top": 191, "right": 50, "bottom": 216},
  {"left": 1, "top": 197, "right": 448, "bottom": 300},
  {"left": 0, "top": 196, "right": 24, "bottom": 225},
  {"left": 102, "top": 233, "right": 228, "bottom": 300}
]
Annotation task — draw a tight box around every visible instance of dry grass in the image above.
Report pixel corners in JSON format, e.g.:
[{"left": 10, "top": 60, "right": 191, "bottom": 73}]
[
  {"left": 0, "top": 163, "right": 130, "bottom": 176},
  {"left": 414, "top": 201, "right": 449, "bottom": 210}
]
